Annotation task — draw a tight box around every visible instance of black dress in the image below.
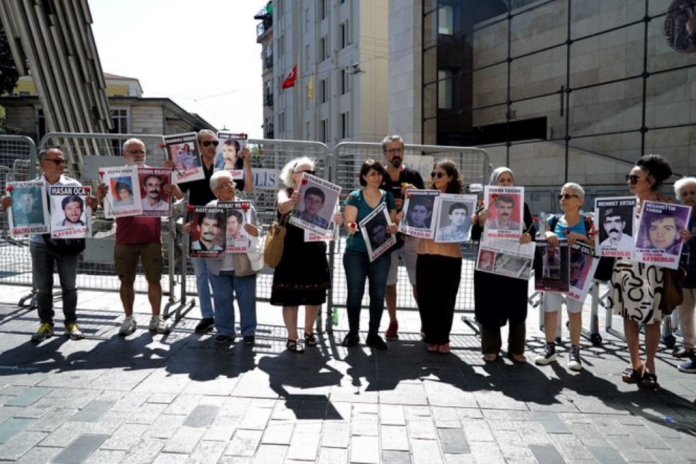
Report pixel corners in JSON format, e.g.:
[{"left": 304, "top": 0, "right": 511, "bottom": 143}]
[
  {"left": 472, "top": 203, "right": 536, "bottom": 330},
  {"left": 270, "top": 192, "right": 331, "bottom": 306}
]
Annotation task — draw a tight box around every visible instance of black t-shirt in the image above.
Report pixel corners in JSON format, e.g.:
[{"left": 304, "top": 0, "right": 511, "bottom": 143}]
[
  {"left": 381, "top": 166, "right": 425, "bottom": 211},
  {"left": 180, "top": 161, "right": 246, "bottom": 206}
]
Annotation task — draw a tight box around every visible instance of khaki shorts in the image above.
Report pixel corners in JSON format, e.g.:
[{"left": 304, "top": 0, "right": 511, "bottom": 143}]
[
  {"left": 114, "top": 243, "right": 163, "bottom": 283},
  {"left": 387, "top": 235, "right": 418, "bottom": 286}
]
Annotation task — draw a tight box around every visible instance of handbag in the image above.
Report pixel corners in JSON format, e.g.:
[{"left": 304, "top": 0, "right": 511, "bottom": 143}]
[
  {"left": 264, "top": 214, "right": 289, "bottom": 268},
  {"left": 246, "top": 235, "right": 265, "bottom": 272},
  {"left": 659, "top": 267, "right": 686, "bottom": 315}
]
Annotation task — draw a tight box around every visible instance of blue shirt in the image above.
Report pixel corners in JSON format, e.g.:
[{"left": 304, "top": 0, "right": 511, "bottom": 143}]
[
  {"left": 345, "top": 189, "right": 396, "bottom": 253},
  {"left": 546, "top": 214, "right": 591, "bottom": 238}
]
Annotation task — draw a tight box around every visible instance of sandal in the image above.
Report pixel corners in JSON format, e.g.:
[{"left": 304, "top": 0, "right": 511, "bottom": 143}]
[
  {"left": 640, "top": 370, "right": 658, "bottom": 390},
  {"left": 427, "top": 344, "right": 439, "bottom": 353},
  {"left": 507, "top": 352, "right": 527, "bottom": 364},
  {"left": 438, "top": 343, "right": 451, "bottom": 354},
  {"left": 286, "top": 339, "right": 305, "bottom": 353},
  {"left": 304, "top": 332, "right": 318, "bottom": 347},
  {"left": 483, "top": 353, "right": 499, "bottom": 363},
  {"left": 621, "top": 365, "right": 644, "bottom": 384}
]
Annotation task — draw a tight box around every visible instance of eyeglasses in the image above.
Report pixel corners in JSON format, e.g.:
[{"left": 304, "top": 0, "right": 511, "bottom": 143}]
[
  {"left": 45, "top": 158, "right": 67, "bottom": 165},
  {"left": 387, "top": 147, "right": 404, "bottom": 155},
  {"left": 431, "top": 171, "right": 445, "bottom": 179},
  {"left": 558, "top": 193, "right": 579, "bottom": 200},
  {"left": 126, "top": 149, "right": 145, "bottom": 154},
  {"left": 625, "top": 174, "right": 645, "bottom": 185},
  {"left": 201, "top": 140, "right": 219, "bottom": 147},
  {"left": 295, "top": 169, "right": 316, "bottom": 175}
]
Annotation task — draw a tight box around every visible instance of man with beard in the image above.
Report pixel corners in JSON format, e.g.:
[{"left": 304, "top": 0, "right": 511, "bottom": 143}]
[
  {"left": 192, "top": 213, "right": 224, "bottom": 252},
  {"left": 380, "top": 135, "right": 424, "bottom": 341},
  {"left": 600, "top": 207, "right": 633, "bottom": 249},
  {"left": 436, "top": 203, "right": 471, "bottom": 242},
  {"left": 58, "top": 195, "right": 85, "bottom": 226},
  {"left": 487, "top": 195, "right": 520, "bottom": 231},
  {"left": 141, "top": 174, "right": 169, "bottom": 212}
]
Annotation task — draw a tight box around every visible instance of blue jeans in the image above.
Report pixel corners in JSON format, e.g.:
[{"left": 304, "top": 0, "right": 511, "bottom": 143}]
[
  {"left": 208, "top": 271, "right": 257, "bottom": 337},
  {"left": 30, "top": 241, "right": 79, "bottom": 326},
  {"left": 343, "top": 249, "right": 391, "bottom": 336},
  {"left": 193, "top": 258, "right": 214, "bottom": 319}
]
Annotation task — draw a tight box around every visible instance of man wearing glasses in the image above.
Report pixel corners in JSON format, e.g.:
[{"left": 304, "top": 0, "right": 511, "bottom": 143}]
[
  {"left": 1, "top": 147, "right": 98, "bottom": 342},
  {"left": 380, "top": 134, "right": 424, "bottom": 341},
  {"left": 169, "top": 130, "right": 255, "bottom": 334}
]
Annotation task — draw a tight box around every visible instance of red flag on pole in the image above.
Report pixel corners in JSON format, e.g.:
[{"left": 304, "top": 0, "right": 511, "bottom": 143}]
[{"left": 281, "top": 65, "right": 297, "bottom": 89}]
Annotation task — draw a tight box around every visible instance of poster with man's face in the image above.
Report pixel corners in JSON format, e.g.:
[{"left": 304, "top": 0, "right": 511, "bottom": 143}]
[
  {"left": 139, "top": 167, "right": 172, "bottom": 217},
  {"left": 534, "top": 240, "right": 570, "bottom": 293},
  {"left": 101, "top": 165, "right": 143, "bottom": 218},
  {"left": 483, "top": 186, "right": 524, "bottom": 240},
  {"left": 219, "top": 202, "right": 250, "bottom": 253},
  {"left": 434, "top": 193, "right": 477, "bottom": 243},
  {"left": 633, "top": 201, "right": 692, "bottom": 270},
  {"left": 595, "top": 196, "right": 636, "bottom": 257},
  {"left": 289, "top": 173, "right": 341, "bottom": 235},
  {"left": 7, "top": 181, "right": 50, "bottom": 236},
  {"left": 567, "top": 241, "right": 598, "bottom": 302},
  {"left": 215, "top": 132, "right": 247, "bottom": 180},
  {"left": 188, "top": 206, "right": 225, "bottom": 258},
  {"left": 166, "top": 133, "right": 204, "bottom": 184},
  {"left": 360, "top": 202, "right": 396, "bottom": 262},
  {"left": 398, "top": 190, "right": 439, "bottom": 239},
  {"left": 50, "top": 186, "right": 92, "bottom": 239}
]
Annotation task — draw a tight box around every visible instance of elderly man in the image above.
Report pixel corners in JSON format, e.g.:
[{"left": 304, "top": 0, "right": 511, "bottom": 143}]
[
  {"left": 2, "top": 147, "right": 97, "bottom": 342},
  {"left": 97, "top": 138, "right": 173, "bottom": 336},
  {"left": 380, "top": 134, "right": 424, "bottom": 340},
  {"left": 141, "top": 174, "right": 169, "bottom": 211},
  {"left": 169, "top": 130, "right": 255, "bottom": 334},
  {"left": 675, "top": 177, "right": 696, "bottom": 374}
]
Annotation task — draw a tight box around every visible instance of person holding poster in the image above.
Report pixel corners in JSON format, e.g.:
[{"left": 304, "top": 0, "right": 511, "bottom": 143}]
[
  {"left": 674, "top": 177, "right": 696, "bottom": 373},
  {"left": 97, "top": 138, "right": 174, "bottom": 336},
  {"left": 380, "top": 135, "right": 424, "bottom": 341},
  {"left": 415, "top": 160, "right": 464, "bottom": 354},
  {"left": 472, "top": 167, "right": 536, "bottom": 363},
  {"left": 533, "top": 183, "right": 593, "bottom": 371},
  {"left": 271, "top": 157, "right": 341, "bottom": 353},
  {"left": 1, "top": 147, "right": 98, "bottom": 342},
  {"left": 342, "top": 159, "right": 398, "bottom": 350},
  {"left": 215, "top": 136, "right": 253, "bottom": 188},
  {"left": 169, "top": 130, "right": 255, "bottom": 335},
  {"left": 609, "top": 154, "right": 690, "bottom": 389}
]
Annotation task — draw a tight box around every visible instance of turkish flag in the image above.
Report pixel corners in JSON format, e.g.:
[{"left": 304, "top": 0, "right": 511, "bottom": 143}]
[{"left": 281, "top": 65, "right": 297, "bottom": 89}]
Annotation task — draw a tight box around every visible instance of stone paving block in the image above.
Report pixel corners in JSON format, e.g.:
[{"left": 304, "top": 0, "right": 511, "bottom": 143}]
[
  {"left": 432, "top": 407, "right": 461, "bottom": 428},
  {"left": 589, "top": 446, "right": 630, "bottom": 464},
  {"left": 100, "top": 423, "right": 149, "bottom": 450},
  {"left": 604, "top": 434, "right": 654, "bottom": 462},
  {"left": 380, "top": 404, "right": 406, "bottom": 426},
  {"left": 407, "top": 419, "right": 437, "bottom": 440},
  {"left": 0, "top": 417, "right": 33, "bottom": 443},
  {"left": 147, "top": 393, "right": 178, "bottom": 404},
  {"left": 27, "top": 407, "right": 78, "bottom": 432},
  {"left": 0, "top": 430, "right": 48, "bottom": 460},
  {"left": 118, "top": 438, "right": 165, "bottom": 464},
  {"left": 185, "top": 440, "right": 227, "bottom": 464},
  {"left": 109, "top": 392, "right": 150, "bottom": 412},
  {"left": 261, "top": 421, "right": 294, "bottom": 445},
  {"left": 350, "top": 436, "right": 379, "bottom": 464},
  {"left": 379, "top": 382, "right": 428, "bottom": 406},
  {"left": 404, "top": 405, "right": 432, "bottom": 419},
  {"left": 287, "top": 422, "right": 322, "bottom": 461},
  {"left": 56, "top": 390, "right": 102, "bottom": 410},
  {"left": 238, "top": 406, "right": 273, "bottom": 430},
  {"left": 438, "top": 428, "right": 469, "bottom": 454},
  {"left": 352, "top": 413, "right": 379, "bottom": 437},
  {"left": 163, "top": 394, "right": 203, "bottom": 416},
  {"left": 162, "top": 425, "right": 206, "bottom": 453},
  {"left": 550, "top": 434, "right": 595, "bottom": 461},
  {"left": 146, "top": 414, "right": 187, "bottom": 440},
  {"left": 224, "top": 429, "right": 263, "bottom": 457},
  {"left": 125, "top": 402, "right": 169, "bottom": 425},
  {"left": 455, "top": 409, "right": 483, "bottom": 421},
  {"left": 183, "top": 404, "right": 220, "bottom": 428},
  {"left": 412, "top": 438, "right": 443, "bottom": 464},
  {"left": 534, "top": 411, "right": 572, "bottom": 434},
  {"left": 14, "top": 445, "right": 62, "bottom": 464},
  {"left": 5, "top": 386, "right": 52, "bottom": 406},
  {"left": 514, "top": 420, "right": 553, "bottom": 445},
  {"left": 567, "top": 423, "right": 611, "bottom": 447},
  {"left": 443, "top": 454, "right": 476, "bottom": 464},
  {"left": 83, "top": 449, "right": 126, "bottom": 464},
  {"left": 12, "top": 403, "right": 53, "bottom": 419},
  {"left": 381, "top": 425, "right": 410, "bottom": 451},
  {"left": 53, "top": 434, "right": 109, "bottom": 464},
  {"left": 624, "top": 424, "right": 671, "bottom": 450},
  {"left": 469, "top": 441, "right": 506, "bottom": 464},
  {"left": 201, "top": 416, "right": 238, "bottom": 442},
  {"left": 488, "top": 418, "right": 517, "bottom": 431},
  {"left": 382, "top": 450, "right": 412, "bottom": 464},
  {"left": 218, "top": 457, "right": 252, "bottom": 464},
  {"left": 253, "top": 444, "right": 289, "bottom": 464},
  {"left": 462, "top": 419, "right": 495, "bottom": 442},
  {"left": 318, "top": 447, "right": 349, "bottom": 464},
  {"left": 70, "top": 401, "right": 116, "bottom": 423},
  {"left": 150, "top": 453, "right": 189, "bottom": 464},
  {"left": 322, "top": 422, "right": 350, "bottom": 448}
]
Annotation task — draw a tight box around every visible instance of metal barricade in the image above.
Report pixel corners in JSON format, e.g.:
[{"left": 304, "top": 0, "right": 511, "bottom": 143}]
[{"left": 331, "top": 142, "right": 491, "bottom": 315}]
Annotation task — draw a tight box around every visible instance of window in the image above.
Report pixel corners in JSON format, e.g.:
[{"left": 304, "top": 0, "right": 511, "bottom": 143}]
[
  {"left": 306, "top": 121, "right": 311, "bottom": 139},
  {"left": 278, "top": 35, "right": 285, "bottom": 57},
  {"left": 110, "top": 109, "right": 129, "bottom": 134},
  {"left": 279, "top": 112, "right": 286, "bottom": 134},
  {"left": 320, "top": 0, "right": 328, "bottom": 20},
  {"left": 320, "top": 36, "right": 329, "bottom": 61},
  {"left": 341, "top": 69, "right": 349, "bottom": 94},
  {"left": 438, "top": 69, "right": 453, "bottom": 110},
  {"left": 341, "top": 112, "right": 349, "bottom": 138},
  {"left": 321, "top": 119, "right": 328, "bottom": 142},
  {"left": 438, "top": 5, "right": 454, "bottom": 35},
  {"left": 339, "top": 21, "right": 350, "bottom": 48},
  {"left": 321, "top": 78, "right": 328, "bottom": 103},
  {"left": 37, "top": 108, "right": 46, "bottom": 140}
]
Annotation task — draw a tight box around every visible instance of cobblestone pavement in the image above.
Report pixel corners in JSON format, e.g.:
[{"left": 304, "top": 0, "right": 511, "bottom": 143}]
[{"left": 1, "top": 285, "right": 695, "bottom": 464}]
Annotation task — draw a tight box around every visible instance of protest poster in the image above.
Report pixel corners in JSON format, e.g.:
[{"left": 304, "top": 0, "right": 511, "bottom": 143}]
[
  {"left": 49, "top": 186, "right": 92, "bottom": 239},
  {"left": 434, "top": 193, "right": 477, "bottom": 243},
  {"left": 633, "top": 200, "right": 692, "bottom": 270},
  {"left": 218, "top": 201, "right": 253, "bottom": 253},
  {"left": 360, "top": 202, "right": 396, "bottom": 262},
  {"left": 215, "top": 132, "right": 247, "bottom": 182},
  {"left": 166, "top": 133, "right": 204, "bottom": 184},
  {"left": 101, "top": 166, "right": 142, "bottom": 218},
  {"left": 567, "top": 241, "right": 599, "bottom": 301},
  {"left": 534, "top": 240, "right": 570, "bottom": 293},
  {"left": 139, "top": 167, "right": 172, "bottom": 217},
  {"left": 305, "top": 204, "right": 339, "bottom": 242},
  {"left": 188, "top": 206, "right": 225, "bottom": 258},
  {"left": 289, "top": 173, "right": 341, "bottom": 234},
  {"left": 595, "top": 196, "right": 636, "bottom": 257},
  {"left": 398, "top": 189, "right": 439, "bottom": 239},
  {"left": 483, "top": 186, "right": 524, "bottom": 240},
  {"left": 476, "top": 239, "right": 535, "bottom": 280},
  {"left": 6, "top": 181, "right": 50, "bottom": 236}
]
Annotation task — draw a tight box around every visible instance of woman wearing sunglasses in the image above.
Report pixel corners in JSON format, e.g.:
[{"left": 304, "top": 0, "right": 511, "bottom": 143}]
[
  {"left": 415, "top": 160, "right": 465, "bottom": 354},
  {"left": 271, "top": 157, "right": 340, "bottom": 352},
  {"left": 534, "top": 183, "right": 592, "bottom": 371},
  {"left": 472, "top": 167, "right": 536, "bottom": 363},
  {"left": 610, "top": 154, "right": 689, "bottom": 389}
]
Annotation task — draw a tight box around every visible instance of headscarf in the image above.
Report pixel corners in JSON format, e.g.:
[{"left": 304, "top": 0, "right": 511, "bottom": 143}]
[{"left": 489, "top": 166, "right": 515, "bottom": 186}]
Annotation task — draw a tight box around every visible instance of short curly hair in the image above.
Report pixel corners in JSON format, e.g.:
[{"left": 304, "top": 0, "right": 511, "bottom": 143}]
[{"left": 635, "top": 154, "right": 673, "bottom": 190}]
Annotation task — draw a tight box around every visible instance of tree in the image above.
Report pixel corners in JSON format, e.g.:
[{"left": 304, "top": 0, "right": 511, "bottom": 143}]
[{"left": 0, "top": 22, "right": 19, "bottom": 96}]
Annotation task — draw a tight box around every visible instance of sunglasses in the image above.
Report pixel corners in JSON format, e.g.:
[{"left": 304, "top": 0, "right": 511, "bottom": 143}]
[
  {"left": 296, "top": 169, "right": 316, "bottom": 175},
  {"left": 431, "top": 171, "right": 445, "bottom": 179},
  {"left": 625, "top": 174, "right": 645, "bottom": 185},
  {"left": 45, "top": 158, "right": 67, "bottom": 165},
  {"left": 558, "top": 193, "right": 579, "bottom": 200},
  {"left": 201, "top": 140, "right": 219, "bottom": 147},
  {"left": 387, "top": 147, "right": 404, "bottom": 155}
]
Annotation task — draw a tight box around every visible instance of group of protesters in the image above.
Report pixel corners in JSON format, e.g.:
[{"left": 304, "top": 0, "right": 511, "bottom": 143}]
[{"left": 3, "top": 131, "right": 695, "bottom": 391}]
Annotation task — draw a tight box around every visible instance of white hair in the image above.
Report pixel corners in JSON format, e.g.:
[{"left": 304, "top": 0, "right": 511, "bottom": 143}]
[
  {"left": 562, "top": 182, "right": 585, "bottom": 200},
  {"left": 122, "top": 138, "right": 145, "bottom": 152},
  {"left": 280, "top": 156, "right": 315, "bottom": 188},
  {"left": 210, "top": 170, "right": 233, "bottom": 192},
  {"left": 198, "top": 129, "right": 216, "bottom": 142},
  {"left": 674, "top": 177, "right": 696, "bottom": 200}
]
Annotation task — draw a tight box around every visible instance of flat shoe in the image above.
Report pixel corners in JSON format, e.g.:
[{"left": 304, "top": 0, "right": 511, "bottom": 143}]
[
  {"left": 438, "top": 344, "right": 451, "bottom": 354},
  {"left": 483, "top": 353, "right": 499, "bottom": 362},
  {"left": 427, "top": 344, "right": 439, "bottom": 353},
  {"left": 508, "top": 353, "right": 527, "bottom": 364}
]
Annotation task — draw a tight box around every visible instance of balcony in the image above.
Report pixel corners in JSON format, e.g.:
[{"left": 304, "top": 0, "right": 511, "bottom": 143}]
[
  {"left": 264, "top": 55, "right": 273, "bottom": 69},
  {"left": 264, "top": 92, "right": 274, "bottom": 107},
  {"left": 255, "top": 5, "right": 273, "bottom": 41},
  {"left": 265, "top": 123, "right": 274, "bottom": 139}
]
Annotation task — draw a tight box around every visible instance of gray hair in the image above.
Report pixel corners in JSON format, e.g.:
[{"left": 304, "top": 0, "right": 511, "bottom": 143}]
[
  {"left": 198, "top": 129, "right": 216, "bottom": 142},
  {"left": 38, "top": 147, "right": 62, "bottom": 161},
  {"left": 489, "top": 166, "right": 515, "bottom": 186},
  {"left": 122, "top": 138, "right": 146, "bottom": 153},
  {"left": 210, "top": 170, "right": 234, "bottom": 193},
  {"left": 674, "top": 177, "right": 696, "bottom": 200},
  {"left": 280, "top": 156, "right": 315, "bottom": 188},
  {"left": 380, "top": 135, "right": 404, "bottom": 153},
  {"left": 562, "top": 182, "right": 585, "bottom": 200}
]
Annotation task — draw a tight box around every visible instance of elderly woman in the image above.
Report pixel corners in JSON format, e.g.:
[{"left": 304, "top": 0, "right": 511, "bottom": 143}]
[
  {"left": 416, "top": 160, "right": 464, "bottom": 354},
  {"left": 271, "top": 157, "right": 341, "bottom": 352},
  {"left": 183, "top": 170, "right": 260, "bottom": 345},
  {"left": 343, "top": 159, "right": 398, "bottom": 350},
  {"left": 534, "top": 182, "right": 592, "bottom": 371},
  {"left": 611, "top": 155, "right": 691, "bottom": 389},
  {"left": 472, "top": 167, "right": 536, "bottom": 363},
  {"left": 674, "top": 177, "right": 696, "bottom": 374}
]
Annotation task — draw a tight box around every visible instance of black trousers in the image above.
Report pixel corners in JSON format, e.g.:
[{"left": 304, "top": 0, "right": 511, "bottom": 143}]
[
  {"left": 480, "top": 321, "right": 526, "bottom": 356},
  {"left": 416, "top": 254, "right": 462, "bottom": 345}
]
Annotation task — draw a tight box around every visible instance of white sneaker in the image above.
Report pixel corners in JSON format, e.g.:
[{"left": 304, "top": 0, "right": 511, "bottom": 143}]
[
  {"left": 149, "top": 316, "right": 170, "bottom": 334},
  {"left": 534, "top": 343, "right": 557, "bottom": 366},
  {"left": 568, "top": 345, "right": 582, "bottom": 371},
  {"left": 119, "top": 317, "right": 137, "bottom": 336}
]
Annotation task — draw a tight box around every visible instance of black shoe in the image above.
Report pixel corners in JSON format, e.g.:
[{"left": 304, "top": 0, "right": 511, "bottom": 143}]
[
  {"left": 195, "top": 318, "right": 215, "bottom": 334},
  {"left": 243, "top": 336, "right": 255, "bottom": 346},
  {"left": 366, "top": 334, "right": 388, "bottom": 350},
  {"left": 341, "top": 333, "right": 360, "bottom": 347},
  {"left": 214, "top": 334, "right": 234, "bottom": 345}
]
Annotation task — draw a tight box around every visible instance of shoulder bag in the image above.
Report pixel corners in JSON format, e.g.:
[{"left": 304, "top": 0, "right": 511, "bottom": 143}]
[{"left": 264, "top": 213, "right": 289, "bottom": 268}]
